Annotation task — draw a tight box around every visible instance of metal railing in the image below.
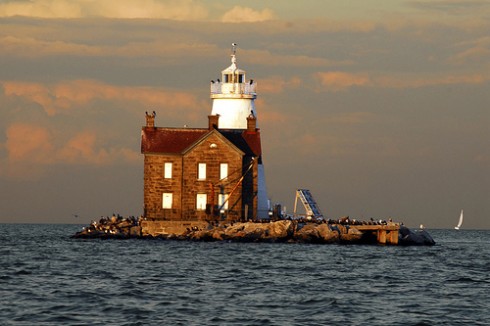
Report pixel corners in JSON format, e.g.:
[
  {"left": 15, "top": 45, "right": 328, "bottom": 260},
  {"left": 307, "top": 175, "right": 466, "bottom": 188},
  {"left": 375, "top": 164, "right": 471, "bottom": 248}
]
[{"left": 210, "top": 82, "right": 257, "bottom": 95}]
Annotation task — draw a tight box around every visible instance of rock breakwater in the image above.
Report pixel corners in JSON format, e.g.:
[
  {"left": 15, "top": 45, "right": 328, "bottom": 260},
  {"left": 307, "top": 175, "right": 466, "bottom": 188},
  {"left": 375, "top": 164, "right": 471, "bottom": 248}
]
[
  {"left": 72, "top": 215, "right": 141, "bottom": 239},
  {"left": 72, "top": 218, "right": 435, "bottom": 246}
]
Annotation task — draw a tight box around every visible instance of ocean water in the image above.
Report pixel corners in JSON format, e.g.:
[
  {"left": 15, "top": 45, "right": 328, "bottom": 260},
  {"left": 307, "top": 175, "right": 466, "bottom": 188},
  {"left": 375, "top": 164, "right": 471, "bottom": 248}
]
[{"left": 1, "top": 224, "right": 488, "bottom": 326}]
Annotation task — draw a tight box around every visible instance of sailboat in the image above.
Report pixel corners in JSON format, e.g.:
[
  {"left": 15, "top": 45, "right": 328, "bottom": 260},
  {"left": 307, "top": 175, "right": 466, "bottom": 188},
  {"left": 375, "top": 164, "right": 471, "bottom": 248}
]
[{"left": 454, "top": 209, "right": 464, "bottom": 230}]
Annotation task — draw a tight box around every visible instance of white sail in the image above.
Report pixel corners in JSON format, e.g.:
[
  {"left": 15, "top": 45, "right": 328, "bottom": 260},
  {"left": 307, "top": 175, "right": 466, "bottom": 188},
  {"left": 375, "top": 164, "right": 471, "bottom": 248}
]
[{"left": 455, "top": 209, "right": 463, "bottom": 230}]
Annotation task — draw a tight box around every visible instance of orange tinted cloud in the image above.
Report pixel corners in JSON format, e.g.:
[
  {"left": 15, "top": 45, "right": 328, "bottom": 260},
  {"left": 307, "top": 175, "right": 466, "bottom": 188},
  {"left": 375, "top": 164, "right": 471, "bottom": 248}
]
[
  {"left": 245, "top": 49, "right": 348, "bottom": 67},
  {"left": 373, "top": 73, "right": 486, "bottom": 88},
  {"left": 2, "top": 80, "right": 202, "bottom": 116},
  {"left": 447, "top": 36, "right": 490, "bottom": 65},
  {"left": 6, "top": 123, "right": 55, "bottom": 164},
  {"left": 258, "top": 76, "right": 302, "bottom": 94},
  {"left": 315, "top": 71, "right": 370, "bottom": 92},
  {"left": 322, "top": 112, "right": 375, "bottom": 126},
  {"left": 315, "top": 71, "right": 488, "bottom": 91},
  {"left": 0, "top": 36, "right": 103, "bottom": 57},
  {"left": 290, "top": 131, "right": 402, "bottom": 160},
  {"left": 57, "top": 131, "right": 140, "bottom": 165},
  {"left": 57, "top": 132, "right": 110, "bottom": 165},
  {"left": 2, "top": 123, "right": 140, "bottom": 178},
  {"left": 221, "top": 6, "right": 277, "bottom": 23},
  {"left": 0, "top": 35, "right": 218, "bottom": 59},
  {"left": 0, "top": 0, "right": 209, "bottom": 20},
  {"left": 258, "top": 110, "right": 289, "bottom": 125}
]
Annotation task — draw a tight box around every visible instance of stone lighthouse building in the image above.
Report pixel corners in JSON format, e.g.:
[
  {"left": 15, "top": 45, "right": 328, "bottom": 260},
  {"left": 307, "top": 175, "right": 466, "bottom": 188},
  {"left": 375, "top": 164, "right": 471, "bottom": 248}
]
[
  {"left": 210, "top": 44, "right": 269, "bottom": 219},
  {"left": 140, "top": 45, "right": 269, "bottom": 233}
]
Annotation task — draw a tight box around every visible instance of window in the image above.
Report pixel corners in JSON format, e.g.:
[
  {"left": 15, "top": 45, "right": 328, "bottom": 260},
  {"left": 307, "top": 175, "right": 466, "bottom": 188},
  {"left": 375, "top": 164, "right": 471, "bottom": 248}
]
[
  {"left": 162, "top": 193, "right": 173, "bottom": 209},
  {"left": 220, "top": 163, "right": 228, "bottom": 180},
  {"left": 164, "top": 162, "right": 172, "bottom": 179},
  {"left": 218, "top": 194, "right": 229, "bottom": 210},
  {"left": 196, "top": 194, "right": 207, "bottom": 210},
  {"left": 198, "top": 163, "right": 206, "bottom": 180}
]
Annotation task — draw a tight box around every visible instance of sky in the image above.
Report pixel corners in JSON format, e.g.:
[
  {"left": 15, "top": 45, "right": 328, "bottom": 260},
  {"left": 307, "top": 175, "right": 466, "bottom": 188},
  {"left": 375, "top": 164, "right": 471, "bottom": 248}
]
[{"left": 0, "top": 0, "right": 489, "bottom": 229}]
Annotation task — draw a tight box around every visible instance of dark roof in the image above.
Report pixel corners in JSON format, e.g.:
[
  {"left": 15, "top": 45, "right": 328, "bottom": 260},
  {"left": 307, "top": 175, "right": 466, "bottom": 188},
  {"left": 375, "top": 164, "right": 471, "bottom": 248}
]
[
  {"left": 141, "top": 127, "right": 207, "bottom": 154},
  {"left": 221, "top": 130, "right": 262, "bottom": 157},
  {"left": 141, "top": 127, "right": 262, "bottom": 157},
  {"left": 241, "top": 131, "right": 262, "bottom": 157}
]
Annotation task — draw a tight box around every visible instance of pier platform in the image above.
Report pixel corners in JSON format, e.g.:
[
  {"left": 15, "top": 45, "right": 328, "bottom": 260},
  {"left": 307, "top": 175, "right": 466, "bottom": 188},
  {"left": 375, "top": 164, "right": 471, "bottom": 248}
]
[{"left": 352, "top": 224, "right": 400, "bottom": 245}]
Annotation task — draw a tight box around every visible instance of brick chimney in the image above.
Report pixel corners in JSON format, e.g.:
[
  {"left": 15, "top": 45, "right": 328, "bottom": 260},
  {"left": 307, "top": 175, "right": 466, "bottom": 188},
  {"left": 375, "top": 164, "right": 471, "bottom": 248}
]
[
  {"left": 145, "top": 111, "right": 156, "bottom": 127},
  {"left": 208, "top": 114, "right": 220, "bottom": 130},
  {"left": 246, "top": 114, "right": 257, "bottom": 132}
]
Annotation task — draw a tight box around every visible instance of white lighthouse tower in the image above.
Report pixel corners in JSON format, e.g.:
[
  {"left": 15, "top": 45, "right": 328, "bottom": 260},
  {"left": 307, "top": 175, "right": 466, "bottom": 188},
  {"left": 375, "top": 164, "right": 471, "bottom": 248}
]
[
  {"left": 210, "top": 44, "right": 269, "bottom": 219},
  {"left": 210, "top": 44, "right": 257, "bottom": 128}
]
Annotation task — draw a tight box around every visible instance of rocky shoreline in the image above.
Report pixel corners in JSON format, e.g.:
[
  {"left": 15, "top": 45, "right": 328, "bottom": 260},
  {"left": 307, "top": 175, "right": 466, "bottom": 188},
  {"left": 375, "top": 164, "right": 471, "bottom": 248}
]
[{"left": 71, "top": 216, "right": 435, "bottom": 246}]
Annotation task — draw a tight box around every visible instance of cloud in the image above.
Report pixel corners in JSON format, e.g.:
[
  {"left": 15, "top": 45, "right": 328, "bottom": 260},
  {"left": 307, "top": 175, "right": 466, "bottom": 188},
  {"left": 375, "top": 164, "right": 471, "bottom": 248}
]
[
  {"left": 221, "top": 6, "right": 276, "bottom": 23},
  {"left": 0, "top": 34, "right": 221, "bottom": 60},
  {"left": 0, "top": 36, "right": 104, "bottom": 57},
  {"left": 321, "top": 112, "right": 375, "bottom": 126},
  {"left": 5, "top": 124, "right": 55, "bottom": 164},
  {"left": 258, "top": 110, "right": 289, "bottom": 125},
  {"left": 372, "top": 73, "right": 487, "bottom": 88},
  {"left": 447, "top": 36, "right": 490, "bottom": 65},
  {"left": 290, "top": 133, "right": 369, "bottom": 158},
  {"left": 0, "top": 0, "right": 209, "bottom": 20},
  {"left": 315, "top": 72, "right": 370, "bottom": 92},
  {"left": 0, "top": 79, "right": 205, "bottom": 179},
  {"left": 315, "top": 71, "right": 488, "bottom": 91},
  {"left": 2, "top": 123, "right": 140, "bottom": 178},
  {"left": 56, "top": 131, "right": 139, "bottom": 165},
  {"left": 258, "top": 76, "right": 302, "bottom": 94},
  {"left": 2, "top": 80, "right": 202, "bottom": 116},
  {"left": 408, "top": 0, "right": 490, "bottom": 15},
  {"left": 244, "top": 49, "right": 351, "bottom": 68}
]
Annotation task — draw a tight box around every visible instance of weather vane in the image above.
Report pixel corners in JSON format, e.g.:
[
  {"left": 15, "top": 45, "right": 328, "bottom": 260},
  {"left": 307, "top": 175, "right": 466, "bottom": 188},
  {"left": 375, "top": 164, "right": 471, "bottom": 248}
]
[{"left": 232, "top": 43, "right": 237, "bottom": 55}]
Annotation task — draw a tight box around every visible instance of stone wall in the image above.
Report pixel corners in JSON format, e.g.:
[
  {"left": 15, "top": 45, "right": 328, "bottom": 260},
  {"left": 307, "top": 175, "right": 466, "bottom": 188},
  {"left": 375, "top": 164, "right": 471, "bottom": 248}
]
[
  {"left": 182, "top": 132, "right": 243, "bottom": 221},
  {"left": 143, "top": 131, "right": 256, "bottom": 221},
  {"left": 143, "top": 154, "right": 183, "bottom": 220},
  {"left": 140, "top": 220, "right": 209, "bottom": 236}
]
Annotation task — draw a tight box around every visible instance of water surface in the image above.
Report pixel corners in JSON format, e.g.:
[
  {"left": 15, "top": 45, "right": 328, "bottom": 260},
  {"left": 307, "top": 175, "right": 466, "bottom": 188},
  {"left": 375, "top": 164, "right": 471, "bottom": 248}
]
[{"left": 1, "top": 224, "right": 488, "bottom": 325}]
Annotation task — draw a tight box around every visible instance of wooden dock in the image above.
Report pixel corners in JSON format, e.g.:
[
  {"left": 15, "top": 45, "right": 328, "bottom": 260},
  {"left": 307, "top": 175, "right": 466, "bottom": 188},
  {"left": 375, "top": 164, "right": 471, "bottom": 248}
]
[{"left": 353, "top": 224, "right": 400, "bottom": 245}]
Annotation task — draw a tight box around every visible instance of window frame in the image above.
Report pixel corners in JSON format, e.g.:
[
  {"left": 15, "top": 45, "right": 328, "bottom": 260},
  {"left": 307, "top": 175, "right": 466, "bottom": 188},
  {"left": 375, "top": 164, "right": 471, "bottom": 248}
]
[
  {"left": 220, "top": 163, "right": 228, "bottom": 180},
  {"left": 164, "top": 162, "right": 172, "bottom": 179},
  {"left": 198, "top": 163, "right": 206, "bottom": 180},
  {"left": 196, "top": 193, "right": 207, "bottom": 211},
  {"left": 162, "top": 193, "right": 173, "bottom": 209}
]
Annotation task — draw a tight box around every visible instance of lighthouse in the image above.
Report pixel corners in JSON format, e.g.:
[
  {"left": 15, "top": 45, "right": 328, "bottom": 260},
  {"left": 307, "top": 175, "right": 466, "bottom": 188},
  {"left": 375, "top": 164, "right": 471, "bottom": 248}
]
[
  {"left": 210, "top": 44, "right": 269, "bottom": 219},
  {"left": 210, "top": 44, "right": 257, "bottom": 128}
]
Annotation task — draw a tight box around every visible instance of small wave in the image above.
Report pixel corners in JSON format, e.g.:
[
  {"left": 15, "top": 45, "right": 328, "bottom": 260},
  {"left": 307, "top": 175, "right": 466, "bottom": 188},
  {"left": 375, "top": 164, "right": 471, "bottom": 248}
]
[
  {"left": 1, "top": 225, "right": 489, "bottom": 326},
  {"left": 447, "top": 276, "right": 489, "bottom": 284},
  {"left": 13, "top": 268, "right": 32, "bottom": 275}
]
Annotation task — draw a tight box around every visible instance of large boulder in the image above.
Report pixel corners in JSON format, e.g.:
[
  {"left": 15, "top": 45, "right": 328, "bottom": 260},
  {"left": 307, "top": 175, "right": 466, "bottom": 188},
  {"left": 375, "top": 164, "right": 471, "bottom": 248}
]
[
  {"left": 188, "top": 228, "right": 217, "bottom": 241},
  {"left": 294, "top": 223, "right": 340, "bottom": 243},
  {"left": 220, "top": 221, "right": 295, "bottom": 242},
  {"left": 399, "top": 226, "right": 436, "bottom": 246},
  {"left": 340, "top": 226, "right": 364, "bottom": 243},
  {"left": 315, "top": 224, "right": 340, "bottom": 243},
  {"left": 265, "top": 220, "right": 295, "bottom": 240},
  {"left": 294, "top": 223, "right": 322, "bottom": 242}
]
